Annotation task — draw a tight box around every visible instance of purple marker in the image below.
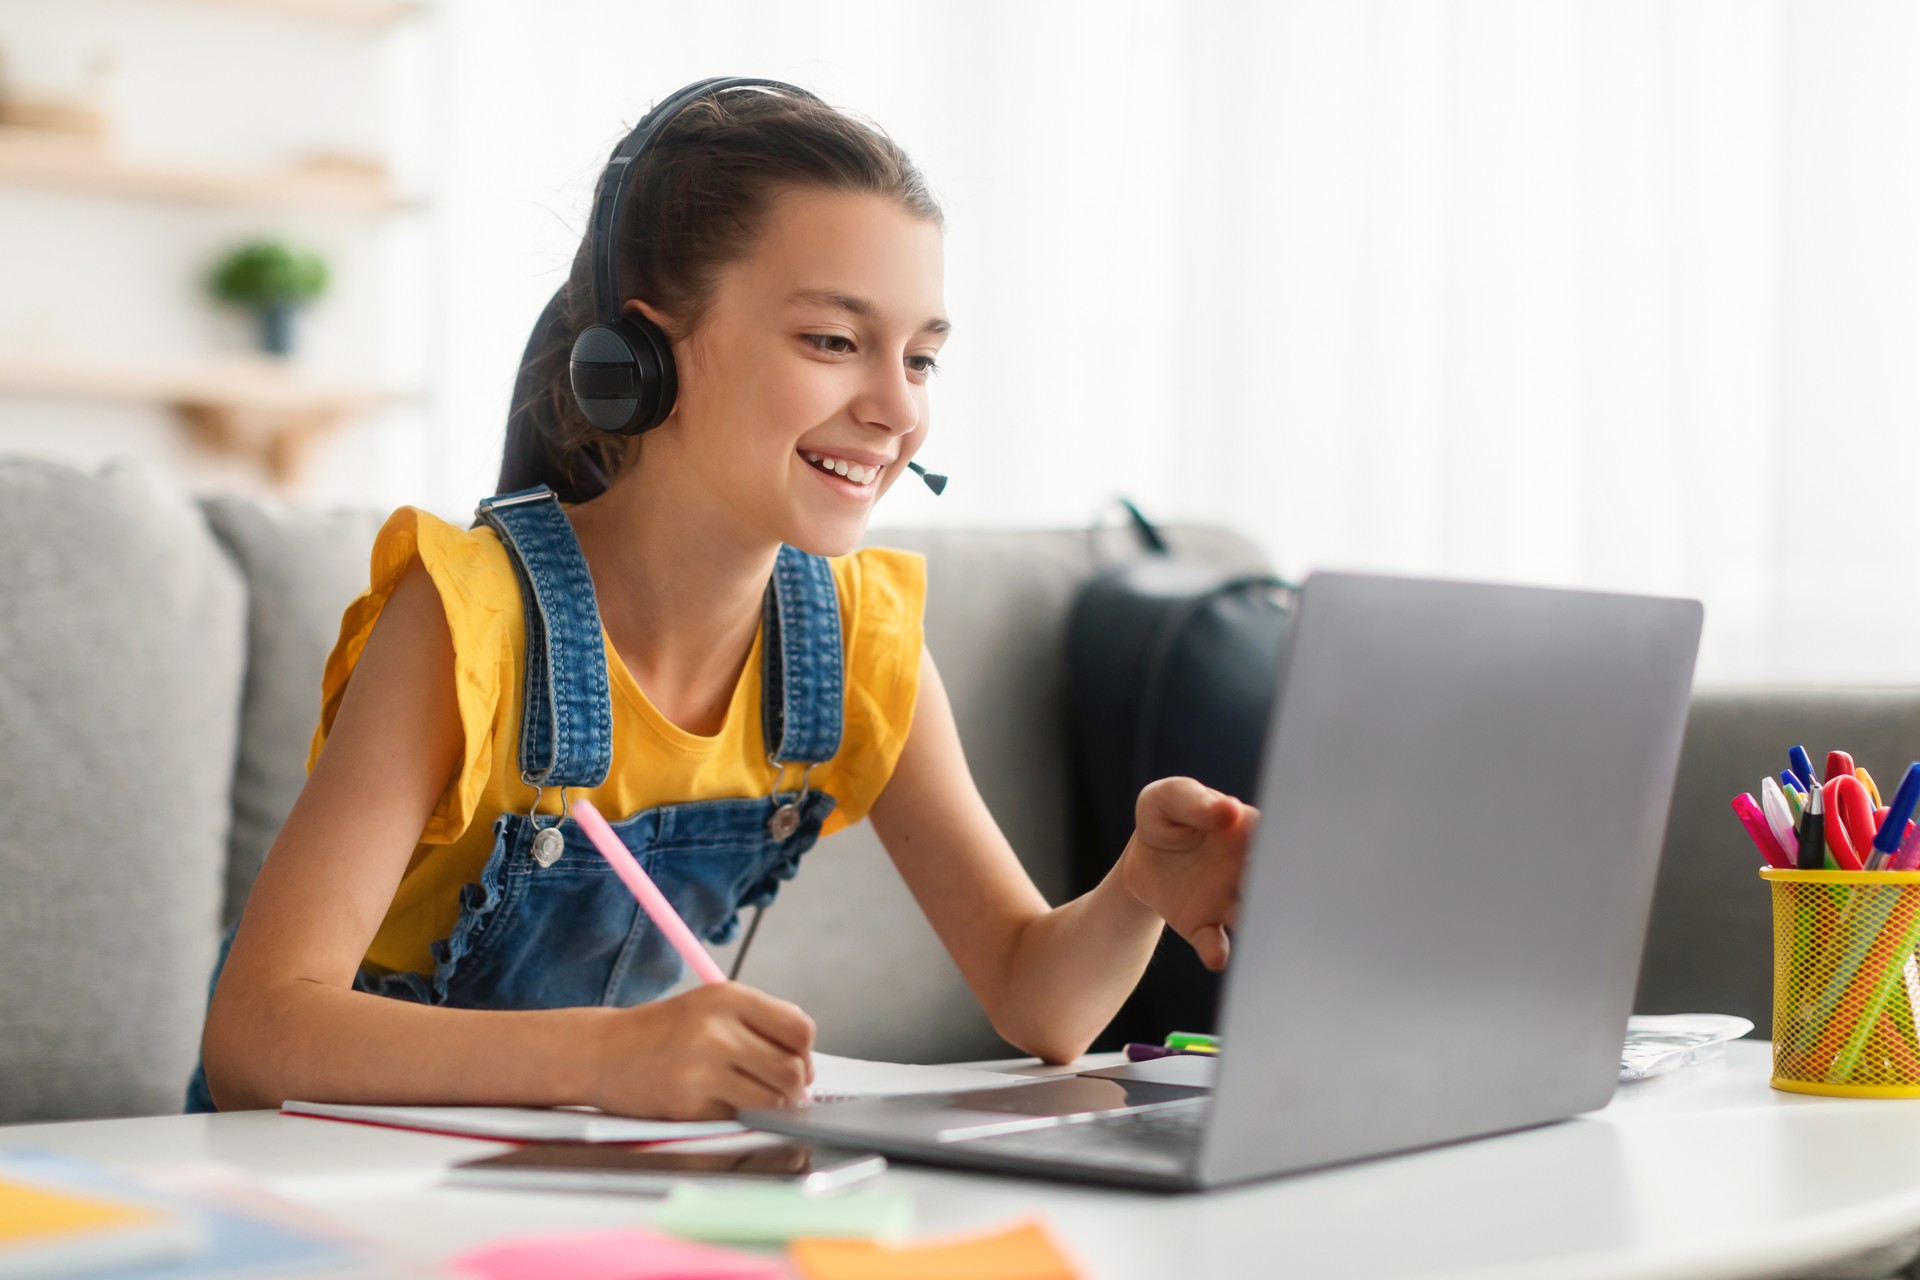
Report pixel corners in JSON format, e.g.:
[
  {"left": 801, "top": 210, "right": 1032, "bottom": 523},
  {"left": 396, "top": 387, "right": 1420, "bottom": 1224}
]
[{"left": 1123, "top": 1043, "right": 1208, "bottom": 1063}]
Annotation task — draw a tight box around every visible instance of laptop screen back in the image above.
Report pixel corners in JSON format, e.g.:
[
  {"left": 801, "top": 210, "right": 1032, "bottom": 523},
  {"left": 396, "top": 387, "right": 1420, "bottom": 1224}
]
[{"left": 1199, "top": 571, "right": 1702, "bottom": 1186}]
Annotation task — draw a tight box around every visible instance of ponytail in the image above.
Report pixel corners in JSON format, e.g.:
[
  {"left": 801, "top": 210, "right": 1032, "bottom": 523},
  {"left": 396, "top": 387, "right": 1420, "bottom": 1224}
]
[{"left": 497, "top": 282, "right": 619, "bottom": 504}]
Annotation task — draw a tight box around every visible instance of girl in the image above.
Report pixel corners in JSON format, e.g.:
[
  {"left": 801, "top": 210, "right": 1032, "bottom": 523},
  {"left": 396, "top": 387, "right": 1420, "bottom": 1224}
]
[{"left": 192, "top": 79, "right": 1253, "bottom": 1120}]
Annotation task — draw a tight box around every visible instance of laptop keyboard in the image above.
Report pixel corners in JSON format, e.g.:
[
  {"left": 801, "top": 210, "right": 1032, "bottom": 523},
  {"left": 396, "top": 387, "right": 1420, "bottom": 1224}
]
[{"left": 964, "top": 1100, "right": 1210, "bottom": 1175}]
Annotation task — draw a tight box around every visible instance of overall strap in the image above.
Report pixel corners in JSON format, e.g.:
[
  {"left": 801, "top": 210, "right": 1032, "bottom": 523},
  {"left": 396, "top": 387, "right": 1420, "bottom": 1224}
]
[
  {"left": 761, "top": 543, "right": 844, "bottom": 767},
  {"left": 473, "top": 486, "right": 614, "bottom": 790}
]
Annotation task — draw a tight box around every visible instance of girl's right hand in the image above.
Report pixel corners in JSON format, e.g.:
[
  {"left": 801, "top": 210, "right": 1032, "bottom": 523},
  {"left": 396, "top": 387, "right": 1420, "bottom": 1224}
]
[{"left": 587, "top": 983, "right": 816, "bottom": 1120}]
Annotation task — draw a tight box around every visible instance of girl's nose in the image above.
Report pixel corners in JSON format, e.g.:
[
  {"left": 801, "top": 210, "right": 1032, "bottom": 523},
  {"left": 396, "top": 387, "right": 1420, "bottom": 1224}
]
[{"left": 852, "top": 359, "right": 921, "bottom": 436}]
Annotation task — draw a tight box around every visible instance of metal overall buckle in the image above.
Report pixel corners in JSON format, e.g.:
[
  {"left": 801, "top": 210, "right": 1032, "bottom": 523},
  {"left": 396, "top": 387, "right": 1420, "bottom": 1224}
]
[
  {"left": 528, "top": 784, "right": 572, "bottom": 868},
  {"left": 765, "top": 754, "right": 815, "bottom": 841}
]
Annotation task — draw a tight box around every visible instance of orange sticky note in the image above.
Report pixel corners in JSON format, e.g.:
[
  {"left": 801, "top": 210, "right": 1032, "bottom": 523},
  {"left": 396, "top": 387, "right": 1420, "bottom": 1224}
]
[
  {"left": 788, "top": 1217, "right": 1080, "bottom": 1280},
  {"left": 0, "top": 1175, "right": 169, "bottom": 1241}
]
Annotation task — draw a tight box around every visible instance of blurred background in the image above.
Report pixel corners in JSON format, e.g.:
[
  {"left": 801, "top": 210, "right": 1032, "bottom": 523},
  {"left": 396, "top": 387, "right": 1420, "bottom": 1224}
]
[{"left": 0, "top": 0, "right": 1912, "bottom": 685}]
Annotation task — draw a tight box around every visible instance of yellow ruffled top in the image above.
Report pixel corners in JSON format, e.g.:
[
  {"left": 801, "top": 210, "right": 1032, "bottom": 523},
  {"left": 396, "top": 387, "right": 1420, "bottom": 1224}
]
[{"left": 309, "top": 506, "right": 927, "bottom": 979}]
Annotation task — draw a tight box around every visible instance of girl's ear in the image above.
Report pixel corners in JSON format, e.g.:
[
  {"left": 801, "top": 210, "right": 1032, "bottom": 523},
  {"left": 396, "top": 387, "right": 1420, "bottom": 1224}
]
[{"left": 622, "top": 299, "right": 676, "bottom": 338}]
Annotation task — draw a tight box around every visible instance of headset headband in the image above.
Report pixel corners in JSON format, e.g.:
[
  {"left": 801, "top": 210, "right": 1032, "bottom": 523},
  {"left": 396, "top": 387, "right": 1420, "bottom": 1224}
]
[{"left": 588, "top": 76, "right": 819, "bottom": 326}]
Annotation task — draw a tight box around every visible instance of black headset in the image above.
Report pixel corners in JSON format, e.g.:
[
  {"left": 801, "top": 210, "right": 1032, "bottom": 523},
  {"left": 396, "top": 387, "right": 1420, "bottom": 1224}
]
[{"left": 567, "top": 76, "right": 947, "bottom": 494}]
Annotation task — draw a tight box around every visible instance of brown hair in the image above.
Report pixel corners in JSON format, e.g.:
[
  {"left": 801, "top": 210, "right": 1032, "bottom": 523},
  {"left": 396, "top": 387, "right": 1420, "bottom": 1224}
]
[{"left": 499, "top": 85, "right": 944, "bottom": 503}]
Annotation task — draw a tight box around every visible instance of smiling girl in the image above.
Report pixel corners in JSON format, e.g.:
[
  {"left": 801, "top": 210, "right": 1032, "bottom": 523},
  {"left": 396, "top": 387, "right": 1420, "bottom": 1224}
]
[{"left": 190, "top": 79, "right": 1253, "bottom": 1119}]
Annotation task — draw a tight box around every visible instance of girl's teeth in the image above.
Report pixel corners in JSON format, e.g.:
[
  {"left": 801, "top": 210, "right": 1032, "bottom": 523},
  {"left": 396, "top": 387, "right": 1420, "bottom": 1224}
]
[{"left": 803, "top": 452, "right": 879, "bottom": 485}]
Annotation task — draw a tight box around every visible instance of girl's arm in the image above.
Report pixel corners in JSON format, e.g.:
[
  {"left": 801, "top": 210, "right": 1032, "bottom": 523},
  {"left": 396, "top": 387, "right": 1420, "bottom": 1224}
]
[
  {"left": 867, "top": 647, "right": 1254, "bottom": 1064},
  {"left": 202, "top": 559, "right": 813, "bottom": 1117}
]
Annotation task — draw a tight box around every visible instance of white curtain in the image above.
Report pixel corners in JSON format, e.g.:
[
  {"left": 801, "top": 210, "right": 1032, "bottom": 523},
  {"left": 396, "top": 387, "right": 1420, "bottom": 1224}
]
[{"left": 412, "top": 0, "right": 1920, "bottom": 684}]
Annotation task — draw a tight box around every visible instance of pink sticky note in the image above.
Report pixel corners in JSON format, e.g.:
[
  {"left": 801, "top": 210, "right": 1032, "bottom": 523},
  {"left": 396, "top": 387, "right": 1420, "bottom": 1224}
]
[{"left": 450, "top": 1227, "right": 784, "bottom": 1280}]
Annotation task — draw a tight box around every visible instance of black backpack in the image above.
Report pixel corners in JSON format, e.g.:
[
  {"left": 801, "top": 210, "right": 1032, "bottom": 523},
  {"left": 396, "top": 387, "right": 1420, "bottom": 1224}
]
[{"left": 1065, "top": 501, "right": 1295, "bottom": 1049}]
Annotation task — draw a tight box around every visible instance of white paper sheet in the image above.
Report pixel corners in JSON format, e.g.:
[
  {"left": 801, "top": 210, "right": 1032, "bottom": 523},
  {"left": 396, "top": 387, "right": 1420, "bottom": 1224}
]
[
  {"left": 280, "top": 1100, "right": 744, "bottom": 1144},
  {"left": 282, "top": 1053, "right": 1032, "bottom": 1142}
]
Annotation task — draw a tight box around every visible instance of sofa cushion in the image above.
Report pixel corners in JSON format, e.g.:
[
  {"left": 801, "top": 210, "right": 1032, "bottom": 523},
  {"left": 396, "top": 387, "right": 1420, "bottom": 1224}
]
[
  {"left": 198, "top": 496, "right": 385, "bottom": 928},
  {"left": 0, "top": 459, "right": 245, "bottom": 1122}
]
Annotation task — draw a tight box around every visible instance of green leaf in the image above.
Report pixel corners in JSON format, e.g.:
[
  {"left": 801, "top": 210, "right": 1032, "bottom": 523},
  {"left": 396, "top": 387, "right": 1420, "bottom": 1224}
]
[{"left": 208, "top": 239, "right": 330, "bottom": 308}]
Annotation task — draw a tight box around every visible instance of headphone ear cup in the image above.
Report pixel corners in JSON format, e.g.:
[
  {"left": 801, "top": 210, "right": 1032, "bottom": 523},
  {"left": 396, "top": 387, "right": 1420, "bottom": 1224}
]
[
  {"left": 568, "top": 315, "right": 678, "bottom": 435},
  {"left": 619, "top": 313, "right": 677, "bottom": 433}
]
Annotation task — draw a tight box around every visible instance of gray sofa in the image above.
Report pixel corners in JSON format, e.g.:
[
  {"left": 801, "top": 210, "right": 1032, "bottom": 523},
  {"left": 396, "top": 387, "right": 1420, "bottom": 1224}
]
[{"left": 2, "top": 455, "right": 1914, "bottom": 1131}]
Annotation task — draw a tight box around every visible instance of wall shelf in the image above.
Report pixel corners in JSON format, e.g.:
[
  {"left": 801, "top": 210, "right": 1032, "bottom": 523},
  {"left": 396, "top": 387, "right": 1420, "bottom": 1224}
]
[
  {"left": 0, "top": 127, "right": 419, "bottom": 215},
  {"left": 156, "top": 0, "right": 428, "bottom": 31},
  {"left": 0, "top": 352, "right": 419, "bottom": 486}
]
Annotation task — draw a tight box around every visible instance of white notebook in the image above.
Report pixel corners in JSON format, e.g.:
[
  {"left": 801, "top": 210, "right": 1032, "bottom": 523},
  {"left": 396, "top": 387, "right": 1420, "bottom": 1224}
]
[
  {"left": 283, "top": 1053, "right": 1029, "bottom": 1143},
  {"left": 803, "top": 1053, "right": 1033, "bottom": 1102}
]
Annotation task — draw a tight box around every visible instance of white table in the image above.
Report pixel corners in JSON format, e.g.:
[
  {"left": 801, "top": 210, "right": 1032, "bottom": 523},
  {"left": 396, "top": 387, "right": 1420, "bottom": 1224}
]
[{"left": 8, "top": 1043, "right": 1920, "bottom": 1280}]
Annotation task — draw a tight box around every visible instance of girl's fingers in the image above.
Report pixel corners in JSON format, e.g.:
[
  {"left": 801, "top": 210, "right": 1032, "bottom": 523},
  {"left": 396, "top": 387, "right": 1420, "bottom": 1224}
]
[
  {"left": 726, "top": 1027, "right": 810, "bottom": 1105},
  {"left": 731, "top": 988, "right": 816, "bottom": 1057},
  {"left": 724, "top": 1063, "right": 799, "bottom": 1113},
  {"left": 1139, "top": 778, "right": 1245, "bottom": 845},
  {"left": 1127, "top": 778, "right": 1254, "bottom": 970},
  {"left": 1172, "top": 783, "right": 1238, "bottom": 828},
  {"left": 1184, "top": 922, "right": 1230, "bottom": 971}
]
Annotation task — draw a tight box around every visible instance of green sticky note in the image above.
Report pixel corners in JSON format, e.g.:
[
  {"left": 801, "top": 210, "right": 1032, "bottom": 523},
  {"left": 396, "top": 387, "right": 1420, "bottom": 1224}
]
[{"left": 651, "top": 1184, "right": 912, "bottom": 1245}]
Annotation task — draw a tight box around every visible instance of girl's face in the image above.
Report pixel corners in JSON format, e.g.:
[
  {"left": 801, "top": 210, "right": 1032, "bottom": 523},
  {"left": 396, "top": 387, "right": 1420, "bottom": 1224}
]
[{"left": 629, "top": 186, "right": 948, "bottom": 558}]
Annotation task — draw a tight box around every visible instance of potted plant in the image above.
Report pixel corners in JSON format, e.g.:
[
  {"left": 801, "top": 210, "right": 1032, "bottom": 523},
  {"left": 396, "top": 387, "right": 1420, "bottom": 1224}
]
[{"left": 207, "top": 239, "right": 329, "bottom": 357}]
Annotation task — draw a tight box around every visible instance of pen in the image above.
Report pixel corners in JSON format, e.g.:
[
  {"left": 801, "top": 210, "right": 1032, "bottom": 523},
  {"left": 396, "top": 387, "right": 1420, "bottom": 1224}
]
[
  {"left": 1790, "top": 745, "right": 1819, "bottom": 793},
  {"left": 1733, "top": 794, "right": 1793, "bottom": 868},
  {"left": 571, "top": 797, "right": 729, "bottom": 986},
  {"left": 1875, "top": 763, "right": 1920, "bottom": 871},
  {"left": 1826, "top": 751, "right": 1856, "bottom": 792},
  {"left": 1760, "top": 777, "right": 1802, "bottom": 861},
  {"left": 1796, "top": 771, "right": 1827, "bottom": 871},
  {"left": 1780, "top": 770, "right": 1806, "bottom": 798}
]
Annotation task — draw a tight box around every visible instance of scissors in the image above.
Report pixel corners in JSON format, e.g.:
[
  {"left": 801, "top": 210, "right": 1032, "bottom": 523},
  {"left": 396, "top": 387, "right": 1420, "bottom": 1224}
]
[
  {"left": 1827, "top": 750, "right": 1857, "bottom": 789},
  {"left": 1823, "top": 774, "right": 1877, "bottom": 871}
]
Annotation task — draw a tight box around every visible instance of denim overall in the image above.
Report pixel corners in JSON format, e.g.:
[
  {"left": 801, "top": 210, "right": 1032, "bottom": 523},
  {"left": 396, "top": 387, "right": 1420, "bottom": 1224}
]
[{"left": 184, "top": 484, "right": 841, "bottom": 1111}]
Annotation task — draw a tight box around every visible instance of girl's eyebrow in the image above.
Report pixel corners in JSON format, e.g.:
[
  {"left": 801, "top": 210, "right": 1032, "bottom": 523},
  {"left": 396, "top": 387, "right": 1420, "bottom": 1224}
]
[{"left": 786, "top": 288, "right": 951, "bottom": 336}]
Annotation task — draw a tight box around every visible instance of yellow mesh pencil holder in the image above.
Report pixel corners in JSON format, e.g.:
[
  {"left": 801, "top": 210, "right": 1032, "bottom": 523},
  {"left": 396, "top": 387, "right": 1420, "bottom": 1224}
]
[{"left": 1763, "top": 868, "right": 1920, "bottom": 1097}]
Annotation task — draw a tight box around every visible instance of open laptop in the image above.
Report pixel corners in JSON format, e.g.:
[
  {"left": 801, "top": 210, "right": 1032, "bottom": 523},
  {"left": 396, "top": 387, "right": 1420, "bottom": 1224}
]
[{"left": 743, "top": 570, "right": 1704, "bottom": 1191}]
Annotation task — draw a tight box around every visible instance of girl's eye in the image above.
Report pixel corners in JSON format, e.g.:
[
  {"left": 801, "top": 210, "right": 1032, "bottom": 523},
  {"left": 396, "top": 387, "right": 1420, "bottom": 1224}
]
[{"left": 804, "top": 334, "right": 941, "bottom": 377}]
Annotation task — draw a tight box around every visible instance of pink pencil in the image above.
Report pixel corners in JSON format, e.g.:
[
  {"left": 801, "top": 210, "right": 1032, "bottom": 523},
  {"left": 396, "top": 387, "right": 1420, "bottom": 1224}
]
[{"left": 571, "top": 798, "right": 728, "bottom": 985}]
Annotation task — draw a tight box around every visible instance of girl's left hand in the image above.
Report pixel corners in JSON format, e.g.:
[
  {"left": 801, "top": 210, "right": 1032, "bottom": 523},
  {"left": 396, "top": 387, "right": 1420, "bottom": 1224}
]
[{"left": 1117, "top": 777, "right": 1258, "bottom": 971}]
